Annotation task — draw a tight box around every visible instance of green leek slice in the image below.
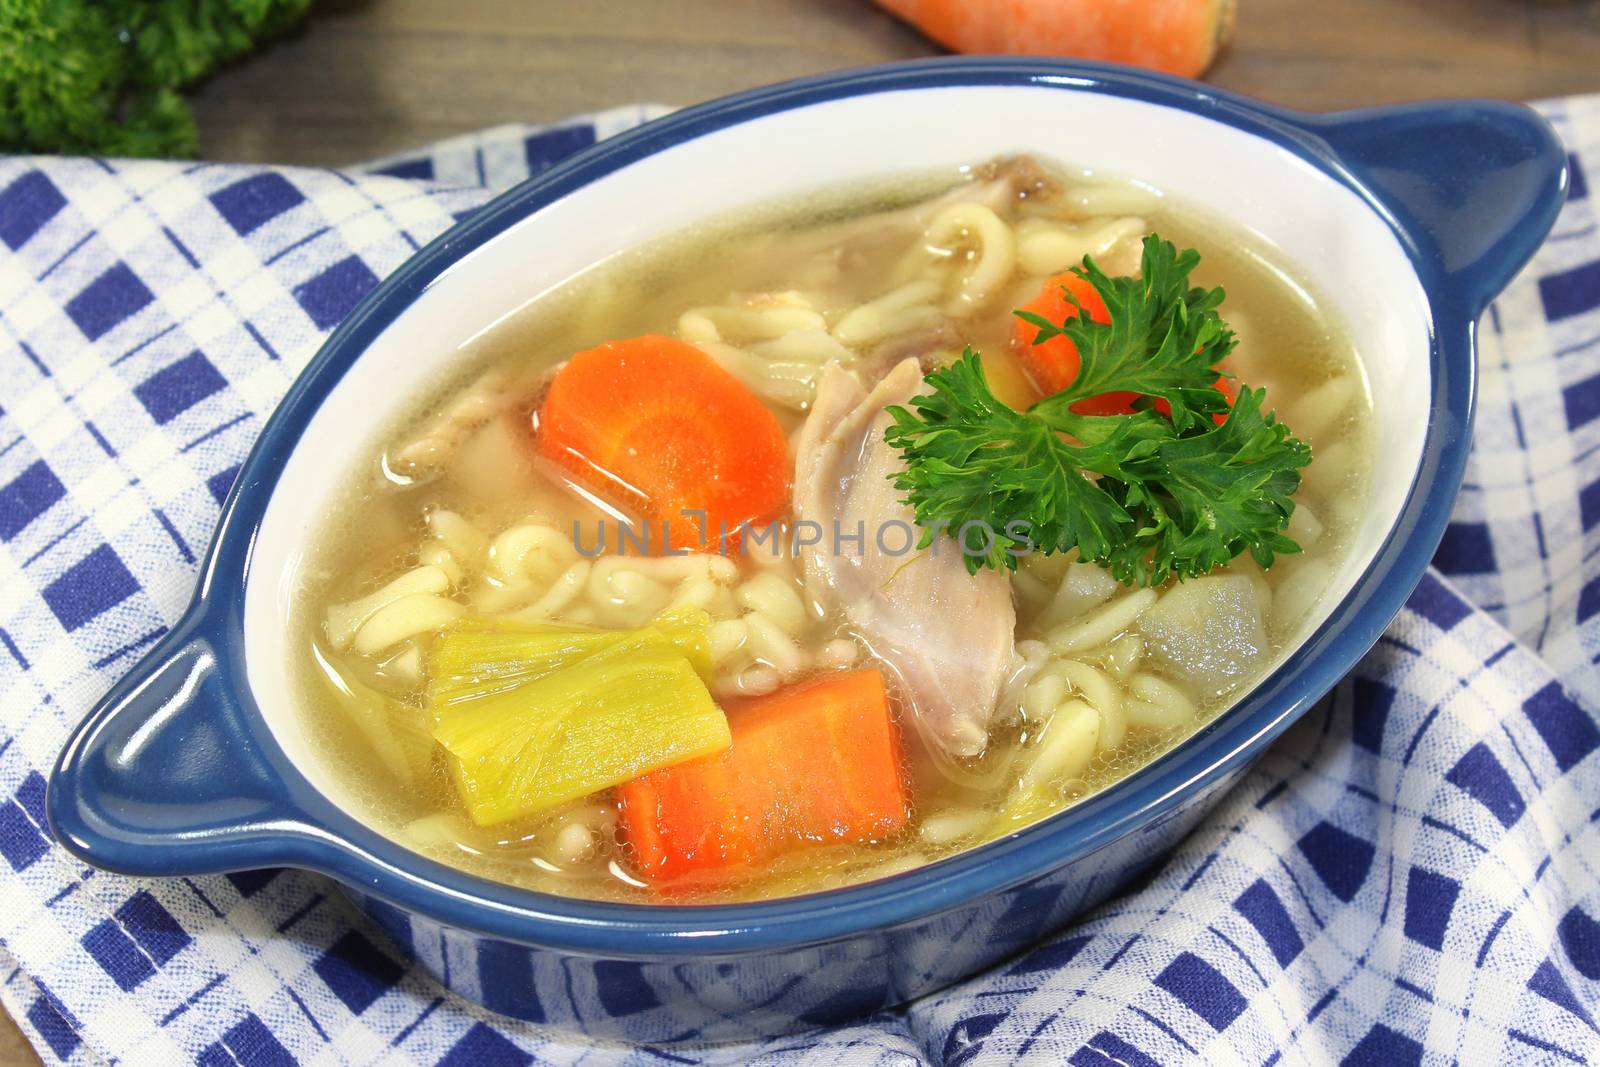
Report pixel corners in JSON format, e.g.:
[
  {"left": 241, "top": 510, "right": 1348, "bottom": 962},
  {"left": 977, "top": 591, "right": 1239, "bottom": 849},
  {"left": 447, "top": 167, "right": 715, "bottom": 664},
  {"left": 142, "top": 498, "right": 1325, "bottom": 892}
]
[
  {"left": 429, "top": 611, "right": 728, "bottom": 825},
  {"left": 427, "top": 607, "right": 712, "bottom": 709}
]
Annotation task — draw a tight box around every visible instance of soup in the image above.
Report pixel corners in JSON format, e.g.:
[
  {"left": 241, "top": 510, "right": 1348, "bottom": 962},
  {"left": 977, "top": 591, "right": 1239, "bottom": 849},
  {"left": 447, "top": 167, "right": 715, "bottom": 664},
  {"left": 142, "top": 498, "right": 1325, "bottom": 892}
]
[{"left": 292, "top": 156, "right": 1372, "bottom": 903}]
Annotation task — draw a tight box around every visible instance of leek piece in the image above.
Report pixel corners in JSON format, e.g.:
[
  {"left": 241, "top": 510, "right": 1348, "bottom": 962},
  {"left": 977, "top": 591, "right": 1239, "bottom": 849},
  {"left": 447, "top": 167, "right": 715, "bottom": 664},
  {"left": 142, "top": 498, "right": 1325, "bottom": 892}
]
[
  {"left": 427, "top": 607, "right": 712, "bottom": 708},
  {"left": 311, "top": 640, "right": 435, "bottom": 786},
  {"left": 433, "top": 629, "right": 730, "bottom": 825},
  {"left": 428, "top": 620, "right": 623, "bottom": 708}
]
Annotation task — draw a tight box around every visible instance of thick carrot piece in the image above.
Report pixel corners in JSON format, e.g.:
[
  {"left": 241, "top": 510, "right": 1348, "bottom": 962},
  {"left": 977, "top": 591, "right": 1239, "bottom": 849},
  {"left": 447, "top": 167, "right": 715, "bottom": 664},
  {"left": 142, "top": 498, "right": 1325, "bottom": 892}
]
[
  {"left": 1014, "top": 272, "right": 1236, "bottom": 422},
  {"left": 616, "top": 669, "right": 910, "bottom": 884},
  {"left": 535, "top": 335, "right": 790, "bottom": 552},
  {"left": 873, "top": 0, "right": 1236, "bottom": 80},
  {"left": 1014, "top": 270, "right": 1138, "bottom": 416}
]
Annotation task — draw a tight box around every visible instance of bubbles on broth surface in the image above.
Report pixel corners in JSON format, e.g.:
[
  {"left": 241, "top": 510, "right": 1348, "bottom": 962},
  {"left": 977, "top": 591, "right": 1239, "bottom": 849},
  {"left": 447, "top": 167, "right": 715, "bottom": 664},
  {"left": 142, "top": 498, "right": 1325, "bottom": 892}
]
[{"left": 288, "top": 156, "right": 1374, "bottom": 903}]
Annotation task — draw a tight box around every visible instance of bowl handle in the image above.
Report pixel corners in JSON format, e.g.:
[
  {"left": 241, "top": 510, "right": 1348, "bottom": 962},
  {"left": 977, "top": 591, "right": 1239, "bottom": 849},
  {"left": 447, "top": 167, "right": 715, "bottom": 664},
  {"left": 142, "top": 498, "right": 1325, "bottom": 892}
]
[
  {"left": 1314, "top": 100, "right": 1568, "bottom": 316},
  {"left": 47, "top": 618, "right": 326, "bottom": 876}
]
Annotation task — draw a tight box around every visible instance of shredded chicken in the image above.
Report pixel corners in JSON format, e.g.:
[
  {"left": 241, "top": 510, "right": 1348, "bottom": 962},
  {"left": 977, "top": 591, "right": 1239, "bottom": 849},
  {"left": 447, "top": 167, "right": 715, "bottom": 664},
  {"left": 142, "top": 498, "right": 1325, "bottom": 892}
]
[
  {"left": 390, "top": 365, "right": 519, "bottom": 473},
  {"left": 865, "top": 320, "right": 966, "bottom": 380},
  {"left": 794, "top": 359, "right": 1017, "bottom": 757}
]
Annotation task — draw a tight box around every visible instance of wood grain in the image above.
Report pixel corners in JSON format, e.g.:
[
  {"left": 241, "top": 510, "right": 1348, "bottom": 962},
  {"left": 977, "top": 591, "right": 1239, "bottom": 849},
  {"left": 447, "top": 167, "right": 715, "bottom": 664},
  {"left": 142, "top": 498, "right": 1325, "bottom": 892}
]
[
  {"left": 183, "top": 0, "right": 1600, "bottom": 166},
  {"left": 4, "top": 0, "right": 1595, "bottom": 1062}
]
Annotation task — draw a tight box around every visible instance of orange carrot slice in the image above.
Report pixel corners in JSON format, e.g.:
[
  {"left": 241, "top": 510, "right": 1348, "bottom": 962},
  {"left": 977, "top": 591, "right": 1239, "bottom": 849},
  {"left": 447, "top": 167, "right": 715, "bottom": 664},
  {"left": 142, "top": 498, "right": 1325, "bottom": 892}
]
[
  {"left": 616, "top": 669, "right": 910, "bottom": 884},
  {"left": 1014, "top": 270, "right": 1139, "bottom": 416},
  {"left": 535, "top": 335, "right": 790, "bottom": 553},
  {"left": 873, "top": 0, "right": 1236, "bottom": 80},
  {"left": 1014, "top": 271, "right": 1236, "bottom": 422}
]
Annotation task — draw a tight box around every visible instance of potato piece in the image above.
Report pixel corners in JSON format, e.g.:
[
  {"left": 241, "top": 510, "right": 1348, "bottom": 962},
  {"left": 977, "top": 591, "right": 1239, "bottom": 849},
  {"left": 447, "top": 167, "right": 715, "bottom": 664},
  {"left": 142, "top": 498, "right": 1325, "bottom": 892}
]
[{"left": 1137, "top": 575, "right": 1267, "bottom": 699}]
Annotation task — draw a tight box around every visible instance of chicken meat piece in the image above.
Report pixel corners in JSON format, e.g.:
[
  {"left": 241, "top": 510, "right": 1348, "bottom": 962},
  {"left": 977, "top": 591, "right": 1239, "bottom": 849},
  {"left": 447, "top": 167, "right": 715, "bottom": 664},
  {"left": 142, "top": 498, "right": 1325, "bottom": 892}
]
[{"left": 794, "top": 358, "right": 1017, "bottom": 757}]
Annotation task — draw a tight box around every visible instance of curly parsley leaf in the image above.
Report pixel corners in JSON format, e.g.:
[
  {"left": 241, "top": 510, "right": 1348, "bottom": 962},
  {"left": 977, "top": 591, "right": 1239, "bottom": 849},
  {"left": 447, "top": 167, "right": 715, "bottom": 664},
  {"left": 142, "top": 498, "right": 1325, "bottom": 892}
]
[
  {"left": 884, "top": 236, "right": 1312, "bottom": 586},
  {"left": 882, "top": 353, "right": 1134, "bottom": 570},
  {"left": 0, "top": 0, "right": 310, "bottom": 158},
  {"left": 1020, "top": 235, "right": 1239, "bottom": 431}
]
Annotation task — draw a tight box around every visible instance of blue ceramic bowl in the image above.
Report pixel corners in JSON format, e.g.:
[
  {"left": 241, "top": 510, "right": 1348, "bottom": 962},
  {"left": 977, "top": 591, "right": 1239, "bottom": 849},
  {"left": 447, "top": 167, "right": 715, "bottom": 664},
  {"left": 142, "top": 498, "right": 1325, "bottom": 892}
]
[{"left": 47, "top": 59, "right": 1565, "bottom": 1041}]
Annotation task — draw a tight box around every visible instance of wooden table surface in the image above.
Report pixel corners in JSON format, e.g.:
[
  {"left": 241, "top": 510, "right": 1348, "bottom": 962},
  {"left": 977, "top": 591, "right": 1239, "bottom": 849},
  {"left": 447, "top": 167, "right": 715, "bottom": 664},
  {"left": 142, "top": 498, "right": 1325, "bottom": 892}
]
[
  {"left": 5, "top": 0, "right": 1596, "bottom": 1062},
  {"left": 183, "top": 0, "right": 1600, "bottom": 167}
]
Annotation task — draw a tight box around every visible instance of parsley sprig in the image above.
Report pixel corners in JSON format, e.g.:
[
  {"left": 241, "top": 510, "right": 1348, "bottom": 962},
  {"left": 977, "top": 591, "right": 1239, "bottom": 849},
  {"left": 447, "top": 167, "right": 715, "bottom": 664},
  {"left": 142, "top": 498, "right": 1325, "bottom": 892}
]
[
  {"left": 883, "top": 235, "right": 1312, "bottom": 587},
  {"left": 1, "top": 0, "right": 311, "bottom": 158}
]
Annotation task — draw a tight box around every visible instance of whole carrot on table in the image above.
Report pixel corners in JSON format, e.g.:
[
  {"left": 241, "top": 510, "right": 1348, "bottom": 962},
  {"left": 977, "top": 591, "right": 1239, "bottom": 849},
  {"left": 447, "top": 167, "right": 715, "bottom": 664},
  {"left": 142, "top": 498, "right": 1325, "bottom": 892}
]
[{"left": 872, "top": 0, "right": 1236, "bottom": 79}]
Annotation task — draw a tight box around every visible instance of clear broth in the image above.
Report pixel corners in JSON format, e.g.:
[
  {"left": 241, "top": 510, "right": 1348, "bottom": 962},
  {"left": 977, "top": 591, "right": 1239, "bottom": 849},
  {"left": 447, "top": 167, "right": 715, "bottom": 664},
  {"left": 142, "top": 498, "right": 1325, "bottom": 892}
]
[{"left": 290, "top": 158, "right": 1373, "bottom": 903}]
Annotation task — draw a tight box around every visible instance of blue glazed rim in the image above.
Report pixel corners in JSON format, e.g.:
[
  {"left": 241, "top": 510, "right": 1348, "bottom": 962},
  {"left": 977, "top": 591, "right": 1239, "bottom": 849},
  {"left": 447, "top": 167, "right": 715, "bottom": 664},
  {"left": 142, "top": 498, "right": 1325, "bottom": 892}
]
[{"left": 49, "top": 58, "right": 1567, "bottom": 956}]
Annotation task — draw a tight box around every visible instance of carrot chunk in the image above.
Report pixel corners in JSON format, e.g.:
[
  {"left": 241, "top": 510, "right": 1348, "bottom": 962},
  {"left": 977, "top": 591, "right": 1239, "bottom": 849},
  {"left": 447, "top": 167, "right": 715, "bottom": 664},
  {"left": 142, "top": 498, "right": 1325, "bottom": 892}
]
[
  {"left": 535, "top": 335, "right": 790, "bottom": 552},
  {"left": 1014, "top": 270, "right": 1139, "bottom": 416},
  {"left": 616, "top": 669, "right": 910, "bottom": 883},
  {"left": 1014, "top": 272, "right": 1236, "bottom": 421}
]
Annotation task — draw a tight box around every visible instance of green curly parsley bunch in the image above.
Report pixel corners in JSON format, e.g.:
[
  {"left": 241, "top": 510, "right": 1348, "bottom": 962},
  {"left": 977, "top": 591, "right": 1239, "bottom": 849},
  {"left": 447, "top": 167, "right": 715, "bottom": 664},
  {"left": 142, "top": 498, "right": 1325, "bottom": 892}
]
[
  {"left": 885, "top": 235, "right": 1313, "bottom": 588},
  {"left": 0, "top": 0, "right": 311, "bottom": 158}
]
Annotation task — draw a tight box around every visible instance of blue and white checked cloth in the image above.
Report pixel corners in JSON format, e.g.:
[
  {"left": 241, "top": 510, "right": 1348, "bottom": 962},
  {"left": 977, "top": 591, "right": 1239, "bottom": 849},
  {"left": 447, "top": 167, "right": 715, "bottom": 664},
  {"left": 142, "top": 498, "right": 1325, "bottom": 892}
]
[{"left": 2, "top": 98, "right": 1599, "bottom": 1066}]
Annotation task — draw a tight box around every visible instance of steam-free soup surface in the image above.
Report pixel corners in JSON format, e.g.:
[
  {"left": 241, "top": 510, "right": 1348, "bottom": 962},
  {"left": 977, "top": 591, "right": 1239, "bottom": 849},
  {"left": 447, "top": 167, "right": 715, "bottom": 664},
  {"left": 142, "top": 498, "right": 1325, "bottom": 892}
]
[{"left": 292, "top": 156, "right": 1373, "bottom": 903}]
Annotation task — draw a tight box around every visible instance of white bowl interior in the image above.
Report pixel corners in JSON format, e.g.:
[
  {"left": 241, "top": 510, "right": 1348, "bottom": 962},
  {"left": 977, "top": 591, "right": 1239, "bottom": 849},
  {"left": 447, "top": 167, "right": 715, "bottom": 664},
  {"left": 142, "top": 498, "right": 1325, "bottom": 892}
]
[{"left": 244, "top": 86, "right": 1433, "bottom": 819}]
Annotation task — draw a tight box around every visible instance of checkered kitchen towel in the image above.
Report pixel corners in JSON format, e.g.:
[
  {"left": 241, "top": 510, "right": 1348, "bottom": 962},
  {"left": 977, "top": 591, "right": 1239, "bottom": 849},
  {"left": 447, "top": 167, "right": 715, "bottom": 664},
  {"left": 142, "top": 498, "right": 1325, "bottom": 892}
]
[{"left": 1, "top": 97, "right": 1599, "bottom": 1066}]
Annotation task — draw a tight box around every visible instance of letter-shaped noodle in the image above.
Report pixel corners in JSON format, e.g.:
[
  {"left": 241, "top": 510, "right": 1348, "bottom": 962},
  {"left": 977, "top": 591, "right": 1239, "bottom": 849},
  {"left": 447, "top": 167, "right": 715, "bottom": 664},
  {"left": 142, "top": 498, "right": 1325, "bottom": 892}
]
[
  {"left": 1050, "top": 659, "right": 1126, "bottom": 754},
  {"left": 924, "top": 202, "right": 1017, "bottom": 314},
  {"left": 743, "top": 611, "right": 807, "bottom": 677},
  {"left": 427, "top": 509, "right": 489, "bottom": 568},
  {"left": 488, "top": 522, "right": 577, "bottom": 583},
  {"left": 1016, "top": 216, "right": 1148, "bottom": 277},
  {"left": 1127, "top": 673, "right": 1198, "bottom": 731},
  {"left": 1064, "top": 184, "right": 1163, "bottom": 216},
  {"left": 1018, "top": 698, "right": 1100, "bottom": 793},
  {"left": 503, "top": 560, "right": 592, "bottom": 622},
  {"left": 1047, "top": 588, "right": 1158, "bottom": 654},
  {"left": 325, "top": 565, "right": 452, "bottom": 650},
  {"left": 352, "top": 593, "right": 466, "bottom": 655},
  {"left": 831, "top": 279, "right": 943, "bottom": 347},
  {"left": 736, "top": 572, "right": 808, "bottom": 635},
  {"left": 709, "top": 619, "right": 750, "bottom": 665}
]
